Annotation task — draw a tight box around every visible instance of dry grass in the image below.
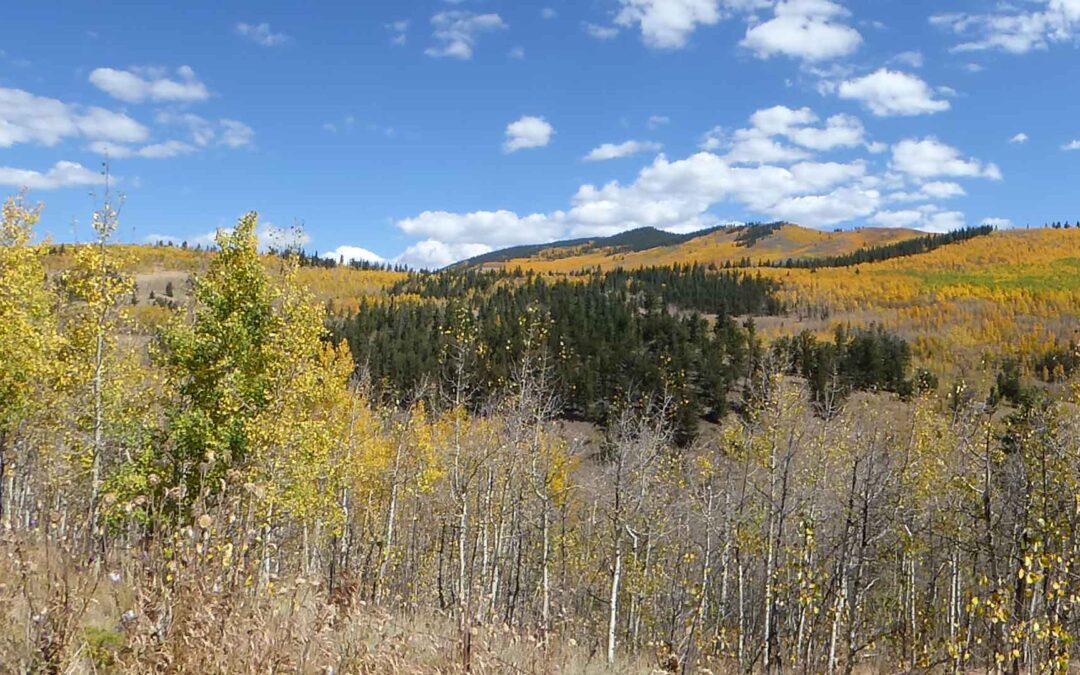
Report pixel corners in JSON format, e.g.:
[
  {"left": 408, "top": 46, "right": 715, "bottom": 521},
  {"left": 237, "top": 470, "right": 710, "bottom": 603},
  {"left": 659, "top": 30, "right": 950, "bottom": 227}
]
[{"left": 0, "top": 533, "right": 665, "bottom": 674}]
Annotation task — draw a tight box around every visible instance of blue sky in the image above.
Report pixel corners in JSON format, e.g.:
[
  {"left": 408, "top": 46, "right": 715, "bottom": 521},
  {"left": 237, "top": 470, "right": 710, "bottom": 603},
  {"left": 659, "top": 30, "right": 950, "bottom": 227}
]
[{"left": 2, "top": 0, "right": 1079, "bottom": 267}]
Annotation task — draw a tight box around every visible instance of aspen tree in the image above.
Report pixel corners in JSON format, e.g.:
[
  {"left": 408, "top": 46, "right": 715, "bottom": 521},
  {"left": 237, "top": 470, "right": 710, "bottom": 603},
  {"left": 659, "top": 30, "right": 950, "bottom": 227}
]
[
  {"left": 0, "top": 194, "right": 55, "bottom": 531},
  {"left": 60, "top": 175, "right": 133, "bottom": 543}
]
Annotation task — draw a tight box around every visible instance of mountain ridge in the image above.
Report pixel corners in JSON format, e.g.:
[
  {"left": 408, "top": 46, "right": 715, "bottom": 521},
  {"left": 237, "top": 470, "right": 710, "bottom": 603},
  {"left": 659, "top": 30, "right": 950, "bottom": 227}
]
[{"left": 455, "top": 222, "right": 928, "bottom": 272}]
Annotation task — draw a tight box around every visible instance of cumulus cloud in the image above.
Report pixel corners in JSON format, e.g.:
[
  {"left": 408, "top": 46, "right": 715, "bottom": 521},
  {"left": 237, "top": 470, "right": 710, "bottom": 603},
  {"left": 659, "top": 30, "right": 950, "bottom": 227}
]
[
  {"left": 1063, "top": 140, "right": 1080, "bottom": 151},
  {"left": 707, "top": 106, "right": 867, "bottom": 163},
  {"left": 870, "top": 206, "right": 966, "bottom": 232},
  {"left": 1010, "top": 132, "right": 1029, "bottom": 144},
  {"left": 584, "top": 140, "right": 662, "bottom": 161},
  {"left": 503, "top": 116, "right": 554, "bottom": 152},
  {"left": 0, "top": 161, "right": 104, "bottom": 190},
  {"left": 891, "top": 138, "right": 1002, "bottom": 180},
  {"left": 752, "top": 106, "right": 866, "bottom": 150},
  {"left": 614, "top": 0, "right": 724, "bottom": 49},
  {"left": 835, "top": 69, "right": 951, "bottom": 116},
  {"left": 0, "top": 86, "right": 149, "bottom": 147},
  {"left": 89, "top": 65, "right": 209, "bottom": 104},
  {"left": 647, "top": 114, "right": 671, "bottom": 129},
  {"left": 886, "top": 181, "right": 966, "bottom": 202},
  {"left": 398, "top": 210, "right": 564, "bottom": 248},
  {"left": 426, "top": 11, "right": 506, "bottom": 59},
  {"left": 398, "top": 240, "right": 495, "bottom": 269},
  {"left": 392, "top": 105, "right": 995, "bottom": 266},
  {"left": 931, "top": 1, "right": 1080, "bottom": 55},
  {"left": 235, "top": 22, "right": 291, "bottom": 47},
  {"left": 724, "top": 131, "right": 811, "bottom": 165},
  {"left": 322, "top": 245, "right": 387, "bottom": 265},
  {"left": 982, "top": 217, "right": 1013, "bottom": 228},
  {"left": 741, "top": 0, "right": 863, "bottom": 62}
]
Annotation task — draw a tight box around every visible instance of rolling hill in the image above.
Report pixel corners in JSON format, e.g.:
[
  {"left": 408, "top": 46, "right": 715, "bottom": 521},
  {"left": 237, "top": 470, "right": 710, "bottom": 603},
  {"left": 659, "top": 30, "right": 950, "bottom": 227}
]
[{"left": 460, "top": 222, "right": 926, "bottom": 273}]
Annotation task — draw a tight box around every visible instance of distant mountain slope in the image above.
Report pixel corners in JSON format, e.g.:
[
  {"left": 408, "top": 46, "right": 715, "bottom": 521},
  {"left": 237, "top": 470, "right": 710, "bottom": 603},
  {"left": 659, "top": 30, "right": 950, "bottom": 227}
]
[
  {"left": 459, "top": 222, "right": 926, "bottom": 273},
  {"left": 455, "top": 225, "right": 725, "bottom": 269}
]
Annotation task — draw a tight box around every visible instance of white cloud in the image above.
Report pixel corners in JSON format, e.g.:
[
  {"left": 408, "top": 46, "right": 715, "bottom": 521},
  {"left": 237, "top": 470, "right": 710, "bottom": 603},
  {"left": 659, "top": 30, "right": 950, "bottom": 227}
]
[
  {"left": 0, "top": 161, "right": 104, "bottom": 190},
  {"left": 982, "top": 217, "right": 1012, "bottom": 228},
  {"left": 563, "top": 154, "right": 874, "bottom": 233},
  {"left": 870, "top": 206, "right": 966, "bottom": 232},
  {"left": 398, "top": 209, "right": 563, "bottom": 247},
  {"left": 584, "top": 23, "right": 621, "bottom": 40},
  {"left": 709, "top": 106, "right": 866, "bottom": 162},
  {"left": 750, "top": 106, "right": 866, "bottom": 150},
  {"left": 0, "top": 86, "right": 149, "bottom": 147},
  {"left": 724, "top": 130, "right": 811, "bottom": 164},
  {"left": 89, "top": 65, "right": 209, "bottom": 104},
  {"left": 768, "top": 185, "right": 879, "bottom": 225},
  {"left": 1010, "top": 132, "right": 1029, "bottom": 144},
  {"left": 426, "top": 11, "right": 507, "bottom": 59},
  {"left": 615, "top": 0, "right": 723, "bottom": 49},
  {"left": 235, "top": 22, "right": 291, "bottom": 47},
  {"left": 392, "top": 105, "right": 998, "bottom": 265},
  {"left": 647, "top": 114, "right": 671, "bottom": 129},
  {"left": 584, "top": 140, "right": 663, "bottom": 161},
  {"left": 920, "top": 181, "right": 967, "bottom": 199},
  {"left": 887, "top": 181, "right": 966, "bottom": 202},
  {"left": 322, "top": 245, "right": 387, "bottom": 265},
  {"left": 869, "top": 209, "right": 926, "bottom": 229},
  {"left": 508, "top": 46, "right": 526, "bottom": 59},
  {"left": 541, "top": 8, "right": 558, "bottom": 19},
  {"left": 1063, "top": 140, "right": 1080, "bottom": 151},
  {"left": 388, "top": 20, "right": 409, "bottom": 45},
  {"left": 219, "top": 119, "right": 255, "bottom": 148},
  {"left": 891, "top": 138, "right": 1002, "bottom": 180},
  {"left": 503, "top": 116, "right": 554, "bottom": 152},
  {"left": 890, "top": 50, "right": 924, "bottom": 68},
  {"left": 931, "top": 1, "right": 1080, "bottom": 55},
  {"left": 398, "top": 240, "right": 494, "bottom": 269},
  {"left": 836, "top": 69, "right": 951, "bottom": 116},
  {"left": 156, "top": 112, "right": 254, "bottom": 148},
  {"left": 742, "top": 0, "right": 863, "bottom": 62},
  {"left": 699, "top": 126, "right": 726, "bottom": 151},
  {"left": 87, "top": 139, "right": 196, "bottom": 159}
]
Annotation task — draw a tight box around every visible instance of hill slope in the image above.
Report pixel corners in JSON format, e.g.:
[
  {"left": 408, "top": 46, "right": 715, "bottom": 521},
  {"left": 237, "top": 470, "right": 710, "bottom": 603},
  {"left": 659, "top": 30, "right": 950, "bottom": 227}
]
[{"left": 461, "top": 223, "right": 925, "bottom": 272}]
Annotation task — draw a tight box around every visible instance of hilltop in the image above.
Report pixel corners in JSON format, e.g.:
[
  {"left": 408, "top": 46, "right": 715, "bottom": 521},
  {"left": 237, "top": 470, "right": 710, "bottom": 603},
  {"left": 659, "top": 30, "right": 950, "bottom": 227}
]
[{"left": 459, "top": 222, "right": 926, "bottom": 272}]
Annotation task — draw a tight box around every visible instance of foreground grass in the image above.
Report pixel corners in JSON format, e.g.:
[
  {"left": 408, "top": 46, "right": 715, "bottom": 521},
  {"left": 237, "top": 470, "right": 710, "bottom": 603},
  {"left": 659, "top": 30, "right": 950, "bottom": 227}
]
[{"left": 0, "top": 535, "right": 666, "bottom": 675}]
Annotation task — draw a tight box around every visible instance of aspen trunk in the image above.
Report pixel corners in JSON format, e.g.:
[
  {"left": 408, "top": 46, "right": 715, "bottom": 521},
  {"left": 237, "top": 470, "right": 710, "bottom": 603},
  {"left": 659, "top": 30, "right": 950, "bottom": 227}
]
[{"left": 607, "top": 535, "right": 622, "bottom": 666}]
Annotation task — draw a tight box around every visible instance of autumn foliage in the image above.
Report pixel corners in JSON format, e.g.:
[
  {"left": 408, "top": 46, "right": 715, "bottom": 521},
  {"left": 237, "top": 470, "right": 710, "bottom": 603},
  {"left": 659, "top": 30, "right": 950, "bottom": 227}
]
[{"left": 5, "top": 198, "right": 1080, "bottom": 673}]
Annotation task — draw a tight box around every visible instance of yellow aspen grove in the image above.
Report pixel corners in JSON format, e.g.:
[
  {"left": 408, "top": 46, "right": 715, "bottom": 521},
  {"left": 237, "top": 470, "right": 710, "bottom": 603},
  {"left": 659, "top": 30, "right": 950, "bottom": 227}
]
[{"left": 0, "top": 195, "right": 56, "bottom": 532}]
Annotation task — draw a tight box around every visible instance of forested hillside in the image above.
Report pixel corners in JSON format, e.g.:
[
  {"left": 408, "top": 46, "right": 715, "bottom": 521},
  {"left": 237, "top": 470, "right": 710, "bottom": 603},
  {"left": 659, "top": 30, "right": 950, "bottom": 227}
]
[
  {"left": 6, "top": 196, "right": 1080, "bottom": 673},
  {"left": 467, "top": 222, "right": 927, "bottom": 273}
]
